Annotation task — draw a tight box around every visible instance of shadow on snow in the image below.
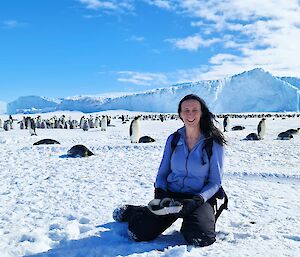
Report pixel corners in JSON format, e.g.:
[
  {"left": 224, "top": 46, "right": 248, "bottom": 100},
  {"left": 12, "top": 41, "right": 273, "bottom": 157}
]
[{"left": 24, "top": 222, "right": 186, "bottom": 257}]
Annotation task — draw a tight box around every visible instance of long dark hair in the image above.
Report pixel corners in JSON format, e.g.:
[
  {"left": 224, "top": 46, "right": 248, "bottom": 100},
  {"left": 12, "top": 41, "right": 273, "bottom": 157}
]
[{"left": 178, "top": 94, "right": 227, "bottom": 146}]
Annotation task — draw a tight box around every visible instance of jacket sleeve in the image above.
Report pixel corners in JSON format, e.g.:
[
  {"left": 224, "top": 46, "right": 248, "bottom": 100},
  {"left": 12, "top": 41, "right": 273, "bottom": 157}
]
[
  {"left": 200, "top": 141, "right": 224, "bottom": 202},
  {"left": 154, "top": 134, "right": 174, "bottom": 191}
]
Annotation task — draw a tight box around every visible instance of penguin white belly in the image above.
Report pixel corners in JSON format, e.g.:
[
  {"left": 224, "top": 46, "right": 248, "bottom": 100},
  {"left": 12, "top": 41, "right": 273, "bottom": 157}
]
[
  {"left": 130, "top": 119, "right": 141, "bottom": 143},
  {"left": 101, "top": 117, "right": 107, "bottom": 131},
  {"left": 258, "top": 119, "right": 266, "bottom": 139}
]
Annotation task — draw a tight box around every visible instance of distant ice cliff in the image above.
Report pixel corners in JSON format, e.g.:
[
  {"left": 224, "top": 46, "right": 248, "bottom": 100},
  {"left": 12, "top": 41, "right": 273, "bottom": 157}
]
[{"left": 6, "top": 68, "right": 300, "bottom": 114}]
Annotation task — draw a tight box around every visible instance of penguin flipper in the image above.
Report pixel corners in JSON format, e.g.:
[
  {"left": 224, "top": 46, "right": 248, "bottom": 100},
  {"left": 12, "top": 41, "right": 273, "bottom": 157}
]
[
  {"left": 129, "top": 121, "right": 133, "bottom": 136},
  {"left": 257, "top": 122, "right": 261, "bottom": 134}
]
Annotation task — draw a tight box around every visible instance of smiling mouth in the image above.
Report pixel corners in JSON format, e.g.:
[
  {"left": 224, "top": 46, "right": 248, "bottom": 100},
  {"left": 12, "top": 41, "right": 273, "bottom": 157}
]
[{"left": 187, "top": 119, "right": 195, "bottom": 122}]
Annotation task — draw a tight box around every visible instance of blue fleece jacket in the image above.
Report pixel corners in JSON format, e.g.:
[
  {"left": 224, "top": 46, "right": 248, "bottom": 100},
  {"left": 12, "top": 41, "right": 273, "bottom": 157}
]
[{"left": 155, "top": 127, "right": 224, "bottom": 202}]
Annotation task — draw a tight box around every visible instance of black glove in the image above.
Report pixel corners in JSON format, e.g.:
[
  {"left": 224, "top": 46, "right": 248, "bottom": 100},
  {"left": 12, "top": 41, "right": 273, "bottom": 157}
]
[
  {"left": 178, "top": 195, "right": 204, "bottom": 218},
  {"left": 154, "top": 188, "right": 168, "bottom": 199}
]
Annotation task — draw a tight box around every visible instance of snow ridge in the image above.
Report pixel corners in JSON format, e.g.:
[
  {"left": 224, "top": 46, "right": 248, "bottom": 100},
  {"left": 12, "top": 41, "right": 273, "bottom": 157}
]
[{"left": 6, "top": 68, "right": 300, "bottom": 114}]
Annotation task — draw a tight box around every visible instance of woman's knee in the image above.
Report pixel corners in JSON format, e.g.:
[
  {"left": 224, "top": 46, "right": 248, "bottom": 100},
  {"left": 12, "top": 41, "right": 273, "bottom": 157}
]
[
  {"left": 181, "top": 203, "right": 216, "bottom": 246},
  {"left": 182, "top": 230, "right": 216, "bottom": 247}
]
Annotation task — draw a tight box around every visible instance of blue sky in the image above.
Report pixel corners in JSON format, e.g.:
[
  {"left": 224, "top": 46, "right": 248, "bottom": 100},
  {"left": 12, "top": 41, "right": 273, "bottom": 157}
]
[{"left": 1, "top": 0, "right": 300, "bottom": 104}]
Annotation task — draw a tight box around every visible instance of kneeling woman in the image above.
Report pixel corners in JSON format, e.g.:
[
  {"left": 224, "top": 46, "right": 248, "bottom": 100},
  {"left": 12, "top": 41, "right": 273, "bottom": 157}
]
[{"left": 113, "top": 94, "right": 226, "bottom": 247}]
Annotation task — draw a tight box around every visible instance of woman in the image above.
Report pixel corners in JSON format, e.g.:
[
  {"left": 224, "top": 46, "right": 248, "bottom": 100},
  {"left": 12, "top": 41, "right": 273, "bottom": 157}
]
[{"left": 113, "top": 94, "right": 226, "bottom": 247}]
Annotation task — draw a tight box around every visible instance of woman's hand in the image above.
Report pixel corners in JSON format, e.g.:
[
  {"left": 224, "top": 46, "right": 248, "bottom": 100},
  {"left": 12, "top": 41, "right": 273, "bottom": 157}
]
[
  {"left": 154, "top": 188, "right": 168, "bottom": 199},
  {"left": 178, "top": 195, "right": 204, "bottom": 217}
]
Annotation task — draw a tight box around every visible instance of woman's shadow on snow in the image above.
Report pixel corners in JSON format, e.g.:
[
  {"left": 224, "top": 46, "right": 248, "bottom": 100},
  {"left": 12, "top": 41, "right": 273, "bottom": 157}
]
[{"left": 24, "top": 222, "right": 186, "bottom": 257}]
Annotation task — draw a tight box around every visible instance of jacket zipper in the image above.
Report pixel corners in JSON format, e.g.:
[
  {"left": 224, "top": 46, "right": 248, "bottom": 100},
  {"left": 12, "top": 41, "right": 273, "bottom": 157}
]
[{"left": 180, "top": 151, "right": 190, "bottom": 191}]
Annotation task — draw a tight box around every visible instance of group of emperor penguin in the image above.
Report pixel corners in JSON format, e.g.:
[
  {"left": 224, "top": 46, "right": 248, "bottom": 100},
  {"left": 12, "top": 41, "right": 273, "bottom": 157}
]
[
  {"left": 223, "top": 115, "right": 299, "bottom": 140},
  {"left": 245, "top": 118, "right": 266, "bottom": 140},
  {"left": 223, "top": 116, "right": 267, "bottom": 140},
  {"left": 129, "top": 115, "right": 155, "bottom": 144}
]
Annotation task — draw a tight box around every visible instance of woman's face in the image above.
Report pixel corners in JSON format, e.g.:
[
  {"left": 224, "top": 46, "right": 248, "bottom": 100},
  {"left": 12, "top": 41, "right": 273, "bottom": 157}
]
[{"left": 180, "top": 99, "right": 202, "bottom": 129}]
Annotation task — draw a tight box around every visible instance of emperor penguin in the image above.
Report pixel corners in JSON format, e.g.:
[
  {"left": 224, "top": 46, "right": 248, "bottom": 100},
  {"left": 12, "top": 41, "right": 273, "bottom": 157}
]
[
  {"left": 277, "top": 132, "right": 293, "bottom": 140},
  {"left": 3, "top": 120, "right": 11, "bottom": 131},
  {"left": 82, "top": 119, "right": 89, "bottom": 131},
  {"left": 33, "top": 139, "right": 60, "bottom": 145},
  {"left": 79, "top": 116, "right": 86, "bottom": 129},
  {"left": 94, "top": 117, "right": 100, "bottom": 128},
  {"left": 100, "top": 116, "right": 107, "bottom": 131},
  {"left": 88, "top": 115, "right": 94, "bottom": 128},
  {"left": 139, "top": 136, "right": 155, "bottom": 143},
  {"left": 245, "top": 132, "right": 260, "bottom": 141},
  {"left": 9, "top": 115, "right": 13, "bottom": 124},
  {"left": 67, "top": 144, "right": 94, "bottom": 157},
  {"left": 107, "top": 116, "right": 111, "bottom": 126},
  {"left": 231, "top": 125, "right": 245, "bottom": 131},
  {"left": 29, "top": 118, "right": 37, "bottom": 136},
  {"left": 285, "top": 128, "right": 300, "bottom": 135},
  {"left": 130, "top": 116, "right": 141, "bottom": 143},
  {"left": 257, "top": 118, "right": 266, "bottom": 139},
  {"left": 159, "top": 114, "right": 164, "bottom": 122},
  {"left": 36, "top": 115, "right": 42, "bottom": 128},
  {"left": 40, "top": 120, "right": 47, "bottom": 129},
  {"left": 223, "top": 115, "right": 230, "bottom": 132},
  {"left": 64, "top": 121, "right": 70, "bottom": 129},
  {"left": 19, "top": 120, "right": 25, "bottom": 129}
]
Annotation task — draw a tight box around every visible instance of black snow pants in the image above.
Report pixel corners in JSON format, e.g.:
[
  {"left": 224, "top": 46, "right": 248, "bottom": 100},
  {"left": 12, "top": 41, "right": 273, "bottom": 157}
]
[{"left": 126, "top": 202, "right": 216, "bottom": 247}]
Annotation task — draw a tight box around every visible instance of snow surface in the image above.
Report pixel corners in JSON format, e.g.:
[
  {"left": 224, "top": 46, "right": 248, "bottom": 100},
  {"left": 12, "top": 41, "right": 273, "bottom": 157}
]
[
  {"left": 6, "top": 68, "right": 300, "bottom": 114},
  {"left": 0, "top": 110, "right": 299, "bottom": 257}
]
